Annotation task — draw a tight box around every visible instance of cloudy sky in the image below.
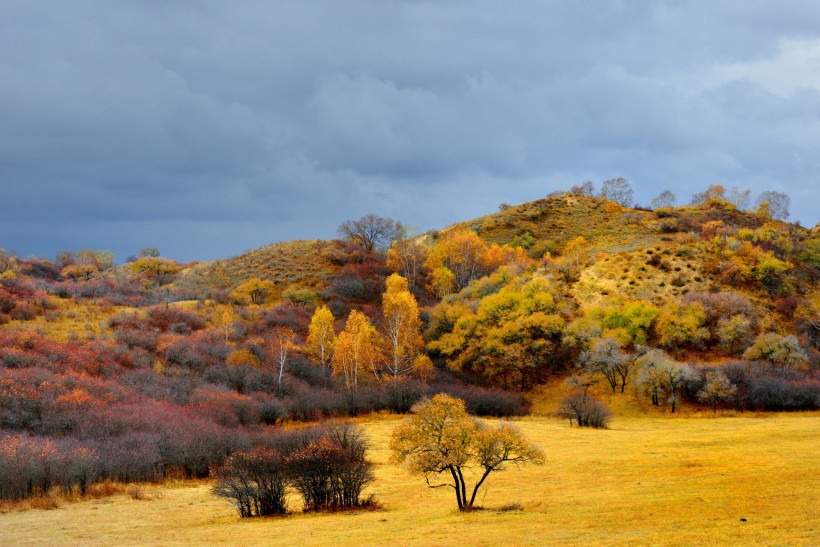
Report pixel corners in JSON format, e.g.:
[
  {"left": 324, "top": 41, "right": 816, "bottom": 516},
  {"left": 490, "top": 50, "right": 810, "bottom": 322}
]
[{"left": 2, "top": 1, "right": 819, "bottom": 263}]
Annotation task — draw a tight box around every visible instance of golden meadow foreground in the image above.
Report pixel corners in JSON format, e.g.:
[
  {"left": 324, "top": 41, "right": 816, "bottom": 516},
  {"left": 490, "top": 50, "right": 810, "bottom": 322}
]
[{"left": 1, "top": 414, "right": 818, "bottom": 546}]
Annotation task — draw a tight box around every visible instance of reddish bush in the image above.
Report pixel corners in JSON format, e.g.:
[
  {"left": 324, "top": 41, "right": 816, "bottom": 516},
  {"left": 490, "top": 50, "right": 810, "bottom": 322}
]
[{"left": 146, "top": 305, "right": 206, "bottom": 333}]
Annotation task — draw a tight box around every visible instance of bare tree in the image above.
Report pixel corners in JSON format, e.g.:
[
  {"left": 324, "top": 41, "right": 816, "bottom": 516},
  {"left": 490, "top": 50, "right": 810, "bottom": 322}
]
[
  {"left": 727, "top": 186, "right": 752, "bottom": 211},
  {"left": 690, "top": 184, "right": 726, "bottom": 205},
  {"left": 650, "top": 190, "right": 676, "bottom": 210},
  {"left": 556, "top": 377, "right": 611, "bottom": 428},
  {"left": 571, "top": 181, "right": 595, "bottom": 196},
  {"left": 338, "top": 214, "right": 397, "bottom": 253},
  {"left": 581, "top": 336, "right": 631, "bottom": 393},
  {"left": 599, "top": 177, "right": 634, "bottom": 207},
  {"left": 755, "top": 191, "right": 790, "bottom": 220}
]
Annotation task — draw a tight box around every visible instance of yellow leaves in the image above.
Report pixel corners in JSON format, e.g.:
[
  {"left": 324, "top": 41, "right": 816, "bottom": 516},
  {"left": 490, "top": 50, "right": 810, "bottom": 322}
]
[
  {"left": 332, "top": 310, "right": 380, "bottom": 390},
  {"left": 389, "top": 394, "right": 478, "bottom": 471},
  {"left": 131, "top": 257, "right": 182, "bottom": 286},
  {"left": 230, "top": 278, "right": 275, "bottom": 306},
  {"left": 390, "top": 394, "right": 543, "bottom": 510},
  {"left": 656, "top": 302, "right": 708, "bottom": 354},
  {"left": 61, "top": 264, "right": 98, "bottom": 281},
  {"left": 226, "top": 348, "right": 259, "bottom": 367},
  {"left": 474, "top": 422, "right": 545, "bottom": 468},
  {"left": 425, "top": 228, "right": 490, "bottom": 291},
  {"left": 381, "top": 274, "right": 426, "bottom": 379},
  {"left": 428, "top": 267, "right": 456, "bottom": 299},
  {"left": 305, "top": 305, "right": 336, "bottom": 367}
]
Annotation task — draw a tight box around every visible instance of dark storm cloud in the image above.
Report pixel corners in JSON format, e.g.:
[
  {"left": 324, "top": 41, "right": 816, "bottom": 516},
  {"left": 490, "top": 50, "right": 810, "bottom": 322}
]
[{"left": 1, "top": 0, "right": 819, "bottom": 262}]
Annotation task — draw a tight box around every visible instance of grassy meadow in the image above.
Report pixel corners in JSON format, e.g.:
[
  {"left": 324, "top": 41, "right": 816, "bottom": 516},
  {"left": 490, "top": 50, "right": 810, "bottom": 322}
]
[{"left": 1, "top": 412, "right": 817, "bottom": 546}]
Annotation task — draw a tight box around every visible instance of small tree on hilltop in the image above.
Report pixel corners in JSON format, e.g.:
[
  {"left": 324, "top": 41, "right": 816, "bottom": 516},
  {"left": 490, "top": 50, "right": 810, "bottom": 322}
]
[
  {"left": 571, "top": 181, "right": 595, "bottom": 196},
  {"left": 390, "top": 394, "right": 544, "bottom": 511},
  {"left": 754, "top": 191, "right": 790, "bottom": 220},
  {"left": 650, "top": 190, "right": 676, "bottom": 210},
  {"left": 338, "top": 214, "right": 397, "bottom": 253},
  {"left": 599, "top": 177, "right": 634, "bottom": 207},
  {"left": 131, "top": 257, "right": 182, "bottom": 287},
  {"left": 691, "top": 184, "right": 726, "bottom": 206},
  {"left": 728, "top": 186, "right": 752, "bottom": 211}
]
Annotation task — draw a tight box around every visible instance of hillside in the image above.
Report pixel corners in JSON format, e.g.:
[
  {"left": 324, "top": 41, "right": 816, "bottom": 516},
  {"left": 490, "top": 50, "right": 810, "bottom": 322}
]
[
  {"left": 0, "top": 190, "right": 818, "bottom": 519},
  {"left": 176, "top": 239, "right": 341, "bottom": 298},
  {"left": 454, "top": 194, "right": 665, "bottom": 254}
]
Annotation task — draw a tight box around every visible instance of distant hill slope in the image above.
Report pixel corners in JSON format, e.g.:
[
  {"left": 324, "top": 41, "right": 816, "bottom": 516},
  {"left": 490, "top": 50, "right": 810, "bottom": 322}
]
[
  {"left": 176, "top": 239, "right": 341, "bottom": 297},
  {"left": 450, "top": 194, "right": 665, "bottom": 254}
]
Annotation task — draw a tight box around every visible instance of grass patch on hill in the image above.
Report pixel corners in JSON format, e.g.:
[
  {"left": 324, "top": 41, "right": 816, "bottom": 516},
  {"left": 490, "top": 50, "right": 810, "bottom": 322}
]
[
  {"left": 177, "top": 240, "right": 341, "bottom": 297},
  {"left": 1, "top": 414, "right": 817, "bottom": 546},
  {"left": 451, "top": 195, "right": 665, "bottom": 256}
]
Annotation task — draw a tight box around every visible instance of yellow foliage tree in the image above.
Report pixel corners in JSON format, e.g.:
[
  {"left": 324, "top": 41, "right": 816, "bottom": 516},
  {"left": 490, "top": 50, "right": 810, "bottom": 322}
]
[
  {"left": 428, "top": 266, "right": 456, "bottom": 299},
  {"left": 61, "top": 263, "right": 98, "bottom": 281},
  {"left": 231, "top": 278, "right": 275, "bottom": 306},
  {"left": 131, "top": 257, "right": 182, "bottom": 286},
  {"left": 558, "top": 236, "right": 589, "bottom": 280},
  {"left": 332, "top": 310, "right": 381, "bottom": 391},
  {"left": 380, "top": 274, "right": 427, "bottom": 380},
  {"left": 424, "top": 228, "right": 491, "bottom": 292},
  {"left": 305, "top": 305, "right": 336, "bottom": 367},
  {"left": 386, "top": 234, "right": 427, "bottom": 290},
  {"left": 390, "top": 394, "right": 544, "bottom": 511}
]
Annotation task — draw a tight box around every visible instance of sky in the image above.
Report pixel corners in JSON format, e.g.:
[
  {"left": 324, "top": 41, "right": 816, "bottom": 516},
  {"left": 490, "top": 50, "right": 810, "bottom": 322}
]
[{"left": 1, "top": 1, "right": 819, "bottom": 263}]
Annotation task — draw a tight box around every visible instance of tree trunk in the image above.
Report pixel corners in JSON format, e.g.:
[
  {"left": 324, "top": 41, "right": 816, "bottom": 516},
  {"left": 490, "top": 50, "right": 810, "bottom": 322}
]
[
  {"left": 468, "top": 467, "right": 494, "bottom": 508},
  {"left": 448, "top": 466, "right": 464, "bottom": 510},
  {"left": 456, "top": 467, "right": 468, "bottom": 509}
]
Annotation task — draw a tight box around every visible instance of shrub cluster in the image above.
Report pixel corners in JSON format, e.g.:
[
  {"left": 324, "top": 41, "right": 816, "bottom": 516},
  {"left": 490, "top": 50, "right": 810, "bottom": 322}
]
[
  {"left": 556, "top": 391, "right": 611, "bottom": 428},
  {"left": 722, "top": 362, "right": 820, "bottom": 411},
  {"left": 212, "top": 423, "right": 374, "bottom": 517}
]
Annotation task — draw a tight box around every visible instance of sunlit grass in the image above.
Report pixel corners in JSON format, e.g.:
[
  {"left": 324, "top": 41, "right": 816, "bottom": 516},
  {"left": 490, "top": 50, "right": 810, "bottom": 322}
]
[{"left": 1, "top": 413, "right": 817, "bottom": 546}]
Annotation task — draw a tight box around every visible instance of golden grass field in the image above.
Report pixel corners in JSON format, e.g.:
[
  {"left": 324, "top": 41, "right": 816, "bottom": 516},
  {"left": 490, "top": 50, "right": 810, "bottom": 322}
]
[{"left": 1, "top": 412, "right": 818, "bottom": 546}]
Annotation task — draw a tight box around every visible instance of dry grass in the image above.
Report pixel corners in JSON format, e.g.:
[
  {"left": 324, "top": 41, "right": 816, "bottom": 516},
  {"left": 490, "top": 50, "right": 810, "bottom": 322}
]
[
  {"left": 1, "top": 414, "right": 817, "bottom": 546},
  {"left": 2, "top": 299, "right": 129, "bottom": 342},
  {"left": 453, "top": 195, "right": 666, "bottom": 256},
  {"left": 571, "top": 241, "right": 713, "bottom": 309},
  {"left": 178, "top": 240, "right": 340, "bottom": 296}
]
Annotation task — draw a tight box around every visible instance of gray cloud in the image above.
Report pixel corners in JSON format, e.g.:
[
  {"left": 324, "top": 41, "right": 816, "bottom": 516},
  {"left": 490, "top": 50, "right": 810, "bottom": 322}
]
[{"left": 1, "top": 0, "right": 819, "bottom": 262}]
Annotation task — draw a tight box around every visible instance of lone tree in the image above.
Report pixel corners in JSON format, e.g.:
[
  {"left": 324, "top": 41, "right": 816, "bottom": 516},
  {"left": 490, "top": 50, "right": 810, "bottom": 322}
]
[
  {"left": 556, "top": 376, "right": 611, "bottom": 428},
  {"left": 231, "top": 278, "right": 275, "bottom": 306},
  {"left": 338, "top": 214, "right": 397, "bottom": 253},
  {"left": 650, "top": 190, "right": 676, "bottom": 210},
  {"left": 754, "top": 191, "right": 790, "bottom": 220},
  {"left": 599, "top": 177, "right": 634, "bottom": 207},
  {"left": 390, "top": 394, "right": 544, "bottom": 511}
]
